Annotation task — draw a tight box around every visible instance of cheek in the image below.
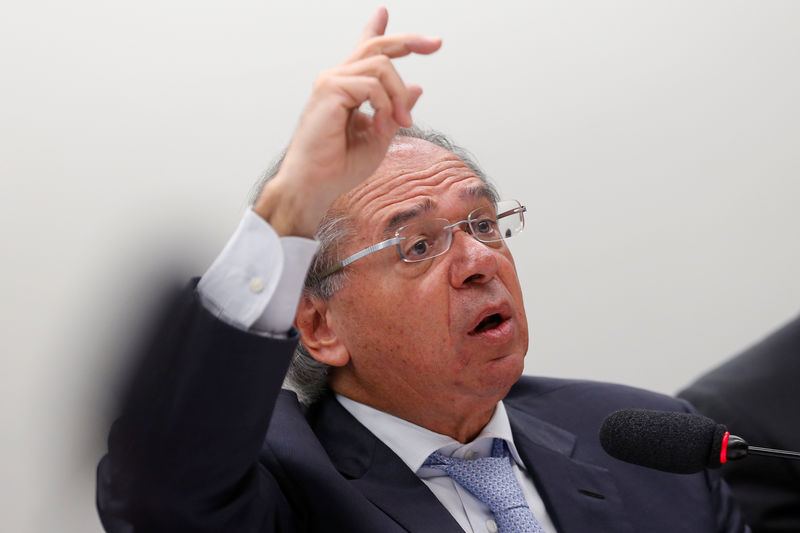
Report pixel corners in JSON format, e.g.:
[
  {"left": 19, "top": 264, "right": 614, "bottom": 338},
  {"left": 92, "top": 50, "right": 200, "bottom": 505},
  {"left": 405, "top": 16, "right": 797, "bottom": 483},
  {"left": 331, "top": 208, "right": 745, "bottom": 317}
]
[
  {"left": 333, "top": 277, "right": 455, "bottom": 358},
  {"left": 501, "top": 255, "right": 526, "bottom": 308}
]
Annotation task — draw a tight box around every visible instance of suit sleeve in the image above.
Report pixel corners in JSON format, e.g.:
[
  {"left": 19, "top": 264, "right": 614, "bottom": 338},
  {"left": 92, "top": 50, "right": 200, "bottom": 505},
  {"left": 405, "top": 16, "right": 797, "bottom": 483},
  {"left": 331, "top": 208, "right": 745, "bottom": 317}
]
[{"left": 96, "top": 283, "right": 301, "bottom": 532}]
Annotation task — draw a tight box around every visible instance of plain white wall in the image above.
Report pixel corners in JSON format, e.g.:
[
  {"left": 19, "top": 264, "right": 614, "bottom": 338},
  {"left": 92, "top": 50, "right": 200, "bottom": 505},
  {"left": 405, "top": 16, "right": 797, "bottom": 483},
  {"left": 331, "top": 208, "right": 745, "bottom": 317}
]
[{"left": 2, "top": 1, "right": 799, "bottom": 531}]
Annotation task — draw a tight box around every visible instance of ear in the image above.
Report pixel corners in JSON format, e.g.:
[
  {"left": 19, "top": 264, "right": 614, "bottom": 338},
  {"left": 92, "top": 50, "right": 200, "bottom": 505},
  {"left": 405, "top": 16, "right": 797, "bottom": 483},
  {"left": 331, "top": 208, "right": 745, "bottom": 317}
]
[{"left": 294, "top": 294, "right": 350, "bottom": 367}]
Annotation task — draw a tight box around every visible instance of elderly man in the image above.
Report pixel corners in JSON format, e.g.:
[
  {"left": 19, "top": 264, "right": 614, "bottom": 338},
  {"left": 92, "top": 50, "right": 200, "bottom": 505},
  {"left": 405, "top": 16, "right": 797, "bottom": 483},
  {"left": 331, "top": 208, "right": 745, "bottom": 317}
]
[{"left": 97, "top": 8, "right": 748, "bottom": 533}]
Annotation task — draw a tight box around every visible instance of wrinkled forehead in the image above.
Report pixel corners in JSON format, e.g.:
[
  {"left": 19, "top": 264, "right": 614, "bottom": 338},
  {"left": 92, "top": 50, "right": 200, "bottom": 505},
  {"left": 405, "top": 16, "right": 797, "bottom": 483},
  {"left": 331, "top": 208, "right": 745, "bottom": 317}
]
[{"left": 336, "top": 138, "right": 495, "bottom": 235}]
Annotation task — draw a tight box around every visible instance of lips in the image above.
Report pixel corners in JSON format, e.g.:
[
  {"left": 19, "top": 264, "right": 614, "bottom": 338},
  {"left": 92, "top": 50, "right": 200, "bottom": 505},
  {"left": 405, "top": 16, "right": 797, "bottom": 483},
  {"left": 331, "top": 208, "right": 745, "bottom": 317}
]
[
  {"left": 473, "top": 313, "right": 504, "bottom": 333},
  {"left": 467, "top": 303, "right": 513, "bottom": 337}
]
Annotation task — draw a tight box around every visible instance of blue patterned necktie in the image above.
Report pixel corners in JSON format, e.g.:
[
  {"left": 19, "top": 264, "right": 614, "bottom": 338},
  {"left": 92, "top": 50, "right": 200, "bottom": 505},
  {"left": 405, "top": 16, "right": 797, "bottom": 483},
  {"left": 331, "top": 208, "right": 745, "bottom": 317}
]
[{"left": 423, "top": 438, "right": 545, "bottom": 533}]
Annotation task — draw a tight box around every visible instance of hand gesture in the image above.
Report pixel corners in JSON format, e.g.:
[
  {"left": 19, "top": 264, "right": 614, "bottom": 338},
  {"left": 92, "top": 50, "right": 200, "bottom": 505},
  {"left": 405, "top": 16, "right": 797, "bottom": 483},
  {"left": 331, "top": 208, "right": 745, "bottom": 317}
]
[{"left": 254, "top": 7, "right": 441, "bottom": 237}]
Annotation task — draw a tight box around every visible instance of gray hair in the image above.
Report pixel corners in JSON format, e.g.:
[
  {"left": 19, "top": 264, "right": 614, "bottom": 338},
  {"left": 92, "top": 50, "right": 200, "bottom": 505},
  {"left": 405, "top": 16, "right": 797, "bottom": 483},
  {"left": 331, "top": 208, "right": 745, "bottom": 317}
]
[{"left": 250, "top": 126, "right": 497, "bottom": 404}]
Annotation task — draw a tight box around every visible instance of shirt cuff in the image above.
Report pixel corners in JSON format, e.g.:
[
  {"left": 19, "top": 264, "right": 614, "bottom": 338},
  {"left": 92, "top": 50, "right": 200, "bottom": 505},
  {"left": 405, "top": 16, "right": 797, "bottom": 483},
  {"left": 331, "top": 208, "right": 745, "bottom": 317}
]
[{"left": 197, "top": 208, "right": 319, "bottom": 335}]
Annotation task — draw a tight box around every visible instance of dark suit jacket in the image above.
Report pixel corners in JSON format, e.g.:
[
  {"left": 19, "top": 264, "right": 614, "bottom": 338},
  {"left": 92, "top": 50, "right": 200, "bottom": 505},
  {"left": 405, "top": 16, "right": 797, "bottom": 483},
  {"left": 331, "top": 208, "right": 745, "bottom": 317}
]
[
  {"left": 679, "top": 314, "right": 800, "bottom": 533},
  {"left": 97, "top": 287, "right": 748, "bottom": 532}
]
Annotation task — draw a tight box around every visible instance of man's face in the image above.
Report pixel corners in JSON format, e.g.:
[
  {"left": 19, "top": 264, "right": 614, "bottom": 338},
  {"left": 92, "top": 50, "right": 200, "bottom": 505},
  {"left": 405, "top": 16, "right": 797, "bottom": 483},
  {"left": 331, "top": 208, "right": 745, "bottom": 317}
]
[{"left": 325, "top": 138, "right": 528, "bottom": 419}]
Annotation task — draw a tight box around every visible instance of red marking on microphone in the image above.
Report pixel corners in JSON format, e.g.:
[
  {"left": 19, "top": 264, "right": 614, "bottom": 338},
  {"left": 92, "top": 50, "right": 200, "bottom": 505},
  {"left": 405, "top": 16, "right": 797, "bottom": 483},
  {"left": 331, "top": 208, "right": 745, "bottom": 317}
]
[{"left": 720, "top": 432, "right": 730, "bottom": 464}]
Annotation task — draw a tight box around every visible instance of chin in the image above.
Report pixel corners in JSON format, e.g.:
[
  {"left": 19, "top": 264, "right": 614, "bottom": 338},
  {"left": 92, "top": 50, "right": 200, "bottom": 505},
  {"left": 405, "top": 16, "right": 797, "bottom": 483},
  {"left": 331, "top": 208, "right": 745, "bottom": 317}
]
[{"left": 479, "top": 352, "right": 525, "bottom": 395}]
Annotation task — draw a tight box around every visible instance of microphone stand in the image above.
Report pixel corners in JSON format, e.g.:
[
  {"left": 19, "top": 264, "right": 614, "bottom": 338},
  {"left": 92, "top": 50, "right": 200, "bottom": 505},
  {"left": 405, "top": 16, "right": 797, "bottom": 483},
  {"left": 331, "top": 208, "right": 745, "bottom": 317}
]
[{"left": 726, "top": 435, "right": 800, "bottom": 461}]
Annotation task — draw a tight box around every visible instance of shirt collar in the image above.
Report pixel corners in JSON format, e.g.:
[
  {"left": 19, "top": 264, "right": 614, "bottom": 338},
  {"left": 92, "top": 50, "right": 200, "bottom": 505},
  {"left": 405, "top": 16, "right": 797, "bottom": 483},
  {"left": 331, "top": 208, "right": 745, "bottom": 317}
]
[{"left": 335, "top": 394, "right": 526, "bottom": 474}]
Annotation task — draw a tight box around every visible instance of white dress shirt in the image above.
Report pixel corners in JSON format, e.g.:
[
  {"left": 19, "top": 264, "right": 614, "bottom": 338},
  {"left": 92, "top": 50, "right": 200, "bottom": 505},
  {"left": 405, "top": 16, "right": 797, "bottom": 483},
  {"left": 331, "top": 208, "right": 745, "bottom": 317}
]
[
  {"left": 197, "top": 209, "right": 556, "bottom": 533},
  {"left": 197, "top": 208, "right": 319, "bottom": 335}
]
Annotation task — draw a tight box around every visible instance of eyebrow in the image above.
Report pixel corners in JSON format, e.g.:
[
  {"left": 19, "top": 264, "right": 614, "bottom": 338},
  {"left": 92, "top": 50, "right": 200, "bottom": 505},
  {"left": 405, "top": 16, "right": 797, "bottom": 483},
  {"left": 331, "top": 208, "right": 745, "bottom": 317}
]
[
  {"left": 460, "top": 184, "right": 498, "bottom": 204},
  {"left": 382, "top": 185, "right": 498, "bottom": 237},
  {"left": 383, "top": 198, "right": 435, "bottom": 236}
]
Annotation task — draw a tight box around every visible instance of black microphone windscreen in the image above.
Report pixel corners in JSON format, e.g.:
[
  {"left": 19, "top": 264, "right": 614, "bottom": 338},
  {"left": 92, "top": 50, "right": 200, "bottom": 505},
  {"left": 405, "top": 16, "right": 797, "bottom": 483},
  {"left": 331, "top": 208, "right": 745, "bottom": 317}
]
[{"left": 599, "top": 408, "right": 728, "bottom": 474}]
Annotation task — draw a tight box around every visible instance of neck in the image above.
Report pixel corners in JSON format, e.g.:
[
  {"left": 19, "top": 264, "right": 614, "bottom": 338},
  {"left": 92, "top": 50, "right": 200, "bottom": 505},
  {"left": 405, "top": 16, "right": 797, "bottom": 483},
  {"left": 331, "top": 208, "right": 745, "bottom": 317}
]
[{"left": 332, "top": 377, "right": 501, "bottom": 443}]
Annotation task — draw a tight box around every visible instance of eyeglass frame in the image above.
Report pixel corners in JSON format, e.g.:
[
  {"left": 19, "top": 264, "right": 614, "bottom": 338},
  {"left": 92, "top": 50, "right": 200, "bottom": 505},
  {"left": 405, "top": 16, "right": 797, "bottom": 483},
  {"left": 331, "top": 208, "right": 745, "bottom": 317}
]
[{"left": 320, "top": 200, "right": 527, "bottom": 279}]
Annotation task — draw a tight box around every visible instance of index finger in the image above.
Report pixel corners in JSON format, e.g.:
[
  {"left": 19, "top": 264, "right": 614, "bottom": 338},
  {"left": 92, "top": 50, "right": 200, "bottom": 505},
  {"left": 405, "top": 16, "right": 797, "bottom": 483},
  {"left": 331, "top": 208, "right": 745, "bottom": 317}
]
[{"left": 359, "top": 6, "right": 389, "bottom": 42}]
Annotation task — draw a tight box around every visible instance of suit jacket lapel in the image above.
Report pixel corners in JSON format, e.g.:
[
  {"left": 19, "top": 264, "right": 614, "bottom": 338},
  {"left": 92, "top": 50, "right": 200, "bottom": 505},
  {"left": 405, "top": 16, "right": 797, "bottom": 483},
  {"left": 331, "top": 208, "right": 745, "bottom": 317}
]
[
  {"left": 311, "top": 394, "right": 464, "bottom": 533},
  {"left": 311, "top": 393, "right": 635, "bottom": 532},
  {"left": 506, "top": 403, "right": 635, "bottom": 533}
]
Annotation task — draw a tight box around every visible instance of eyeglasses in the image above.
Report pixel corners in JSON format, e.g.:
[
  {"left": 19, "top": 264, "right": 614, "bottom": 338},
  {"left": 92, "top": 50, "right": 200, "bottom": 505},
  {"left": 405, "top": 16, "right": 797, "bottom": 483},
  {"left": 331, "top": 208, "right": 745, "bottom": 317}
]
[{"left": 320, "top": 200, "right": 526, "bottom": 278}]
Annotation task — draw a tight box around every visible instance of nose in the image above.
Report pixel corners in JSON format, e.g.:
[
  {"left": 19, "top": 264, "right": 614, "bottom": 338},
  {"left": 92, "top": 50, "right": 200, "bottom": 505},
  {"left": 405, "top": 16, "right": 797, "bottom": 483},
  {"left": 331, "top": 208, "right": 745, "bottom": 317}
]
[{"left": 447, "top": 227, "right": 499, "bottom": 287}]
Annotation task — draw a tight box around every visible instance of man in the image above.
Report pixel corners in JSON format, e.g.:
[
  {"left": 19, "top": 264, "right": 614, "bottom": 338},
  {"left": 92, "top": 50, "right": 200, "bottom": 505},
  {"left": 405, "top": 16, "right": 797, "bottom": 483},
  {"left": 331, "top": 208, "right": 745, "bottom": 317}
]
[
  {"left": 679, "top": 314, "right": 800, "bottom": 533},
  {"left": 97, "top": 8, "right": 748, "bottom": 532}
]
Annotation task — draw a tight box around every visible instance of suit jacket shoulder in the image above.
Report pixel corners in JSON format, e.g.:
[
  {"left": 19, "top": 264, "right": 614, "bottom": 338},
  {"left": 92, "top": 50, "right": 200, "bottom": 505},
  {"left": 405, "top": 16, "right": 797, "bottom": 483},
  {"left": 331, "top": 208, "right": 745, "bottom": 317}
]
[
  {"left": 679, "top": 315, "right": 800, "bottom": 532},
  {"left": 502, "top": 376, "right": 748, "bottom": 533}
]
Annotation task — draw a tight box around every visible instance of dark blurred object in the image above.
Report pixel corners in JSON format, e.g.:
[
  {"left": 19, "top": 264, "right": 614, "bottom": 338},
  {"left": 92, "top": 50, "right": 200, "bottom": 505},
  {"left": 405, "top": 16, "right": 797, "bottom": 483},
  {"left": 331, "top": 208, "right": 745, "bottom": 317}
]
[{"left": 679, "top": 314, "right": 800, "bottom": 533}]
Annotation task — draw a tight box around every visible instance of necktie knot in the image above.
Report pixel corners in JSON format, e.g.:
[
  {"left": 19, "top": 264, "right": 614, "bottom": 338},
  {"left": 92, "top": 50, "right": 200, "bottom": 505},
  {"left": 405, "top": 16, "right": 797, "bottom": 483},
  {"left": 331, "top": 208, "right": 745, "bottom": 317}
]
[{"left": 423, "top": 438, "right": 544, "bottom": 533}]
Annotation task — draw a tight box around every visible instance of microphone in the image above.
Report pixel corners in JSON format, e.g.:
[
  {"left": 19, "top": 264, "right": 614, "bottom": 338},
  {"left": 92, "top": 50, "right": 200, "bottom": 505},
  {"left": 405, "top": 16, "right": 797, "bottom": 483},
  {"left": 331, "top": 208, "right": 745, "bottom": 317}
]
[{"left": 599, "top": 408, "right": 800, "bottom": 474}]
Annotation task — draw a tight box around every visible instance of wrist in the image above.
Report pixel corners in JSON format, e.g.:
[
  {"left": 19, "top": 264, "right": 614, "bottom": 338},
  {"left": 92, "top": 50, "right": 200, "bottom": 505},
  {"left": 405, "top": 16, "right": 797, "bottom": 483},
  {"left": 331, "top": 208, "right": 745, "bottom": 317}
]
[{"left": 253, "top": 179, "right": 322, "bottom": 238}]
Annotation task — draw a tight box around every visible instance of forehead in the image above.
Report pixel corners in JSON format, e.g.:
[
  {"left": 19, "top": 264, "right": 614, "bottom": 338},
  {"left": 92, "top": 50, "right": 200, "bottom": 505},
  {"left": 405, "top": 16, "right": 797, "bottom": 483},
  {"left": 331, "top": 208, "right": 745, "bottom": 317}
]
[{"left": 339, "top": 138, "right": 491, "bottom": 233}]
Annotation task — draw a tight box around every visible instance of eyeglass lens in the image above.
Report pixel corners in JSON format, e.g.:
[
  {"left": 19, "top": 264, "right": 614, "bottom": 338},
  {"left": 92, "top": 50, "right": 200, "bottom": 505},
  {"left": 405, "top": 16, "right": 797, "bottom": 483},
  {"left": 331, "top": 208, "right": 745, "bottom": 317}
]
[{"left": 397, "top": 201, "right": 524, "bottom": 263}]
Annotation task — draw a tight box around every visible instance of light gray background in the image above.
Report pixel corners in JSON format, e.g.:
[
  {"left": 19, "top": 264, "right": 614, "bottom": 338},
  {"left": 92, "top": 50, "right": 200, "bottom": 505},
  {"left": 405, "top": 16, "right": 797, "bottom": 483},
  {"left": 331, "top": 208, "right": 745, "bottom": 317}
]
[{"left": 2, "top": 1, "right": 798, "bottom": 531}]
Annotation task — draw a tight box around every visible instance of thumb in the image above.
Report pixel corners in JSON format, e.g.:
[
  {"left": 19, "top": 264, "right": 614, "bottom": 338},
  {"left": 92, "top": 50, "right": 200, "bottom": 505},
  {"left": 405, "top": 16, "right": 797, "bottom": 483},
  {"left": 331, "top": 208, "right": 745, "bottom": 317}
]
[{"left": 406, "top": 84, "right": 423, "bottom": 113}]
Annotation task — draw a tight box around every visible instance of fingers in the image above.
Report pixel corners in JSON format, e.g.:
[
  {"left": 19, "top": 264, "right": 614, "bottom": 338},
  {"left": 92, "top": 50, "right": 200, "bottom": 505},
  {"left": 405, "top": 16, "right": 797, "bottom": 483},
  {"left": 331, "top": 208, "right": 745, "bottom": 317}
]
[
  {"left": 359, "top": 34, "right": 442, "bottom": 60},
  {"left": 342, "top": 8, "right": 440, "bottom": 125},
  {"left": 334, "top": 55, "right": 413, "bottom": 125},
  {"left": 337, "top": 74, "right": 410, "bottom": 131},
  {"left": 312, "top": 67, "right": 404, "bottom": 132},
  {"left": 359, "top": 6, "right": 389, "bottom": 42},
  {"left": 351, "top": 7, "right": 440, "bottom": 62},
  {"left": 348, "top": 34, "right": 442, "bottom": 63},
  {"left": 333, "top": 75, "right": 394, "bottom": 126},
  {"left": 339, "top": 35, "right": 439, "bottom": 124}
]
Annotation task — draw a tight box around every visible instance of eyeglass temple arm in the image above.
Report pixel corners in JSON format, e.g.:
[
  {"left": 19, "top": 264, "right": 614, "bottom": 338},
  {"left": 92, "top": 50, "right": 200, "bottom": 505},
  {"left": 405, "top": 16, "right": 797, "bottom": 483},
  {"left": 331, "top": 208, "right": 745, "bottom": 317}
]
[
  {"left": 319, "top": 237, "right": 403, "bottom": 278},
  {"left": 497, "top": 205, "right": 526, "bottom": 219}
]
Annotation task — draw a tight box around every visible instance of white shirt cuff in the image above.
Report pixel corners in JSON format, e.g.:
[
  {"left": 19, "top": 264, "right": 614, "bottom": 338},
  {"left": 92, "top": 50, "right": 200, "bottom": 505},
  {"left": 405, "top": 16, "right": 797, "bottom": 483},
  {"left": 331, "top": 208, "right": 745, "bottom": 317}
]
[{"left": 197, "top": 208, "right": 319, "bottom": 334}]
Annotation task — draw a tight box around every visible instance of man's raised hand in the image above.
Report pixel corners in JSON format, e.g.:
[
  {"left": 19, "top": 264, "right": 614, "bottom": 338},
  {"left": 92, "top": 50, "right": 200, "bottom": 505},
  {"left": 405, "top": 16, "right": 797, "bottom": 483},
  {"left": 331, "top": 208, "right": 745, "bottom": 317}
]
[{"left": 254, "top": 7, "right": 441, "bottom": 237}]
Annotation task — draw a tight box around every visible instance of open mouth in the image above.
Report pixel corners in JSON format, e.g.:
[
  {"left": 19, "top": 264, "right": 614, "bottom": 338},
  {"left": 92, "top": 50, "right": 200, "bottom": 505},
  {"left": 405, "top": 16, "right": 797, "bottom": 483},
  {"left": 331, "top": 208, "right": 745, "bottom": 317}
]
[{"left": 470, "top": 313, "right": 505, "bottom": 335}]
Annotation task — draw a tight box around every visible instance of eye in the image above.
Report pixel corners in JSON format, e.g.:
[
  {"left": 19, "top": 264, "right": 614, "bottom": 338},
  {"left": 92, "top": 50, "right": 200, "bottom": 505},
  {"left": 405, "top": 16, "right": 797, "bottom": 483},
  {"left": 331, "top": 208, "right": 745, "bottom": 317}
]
[
  {"left": 407, "top": 238, "right": 430, "bottom": 258},
  {"left": 396, "top": 218, "right": 448, "bottom": 261},
  {"left": 474, "top": 217, "right": 498, "bottom": 235}
]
